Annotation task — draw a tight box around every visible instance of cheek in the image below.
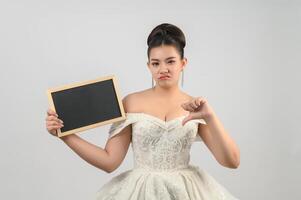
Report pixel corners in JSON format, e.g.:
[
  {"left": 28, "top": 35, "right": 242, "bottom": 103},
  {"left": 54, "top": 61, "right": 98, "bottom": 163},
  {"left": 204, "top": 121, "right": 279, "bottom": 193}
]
[
  {"left": 173, "top": 68, "right": 182, "bottom": 75},
  {"left": 152, "top": 69, "right": 158, "bottom": 74}
]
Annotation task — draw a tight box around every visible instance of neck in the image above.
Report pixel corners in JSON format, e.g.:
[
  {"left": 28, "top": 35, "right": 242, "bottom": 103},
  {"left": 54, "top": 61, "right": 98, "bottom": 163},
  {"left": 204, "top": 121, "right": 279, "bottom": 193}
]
[{"left": 152, "top": 85, "right": 182, "bottom": 99}]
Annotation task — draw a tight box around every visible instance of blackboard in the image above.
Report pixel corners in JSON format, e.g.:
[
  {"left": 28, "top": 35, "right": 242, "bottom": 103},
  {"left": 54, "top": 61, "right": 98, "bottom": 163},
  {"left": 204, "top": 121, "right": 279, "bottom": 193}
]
[{"left": 46, "top": 75, "right": 126, "bottom": 137}]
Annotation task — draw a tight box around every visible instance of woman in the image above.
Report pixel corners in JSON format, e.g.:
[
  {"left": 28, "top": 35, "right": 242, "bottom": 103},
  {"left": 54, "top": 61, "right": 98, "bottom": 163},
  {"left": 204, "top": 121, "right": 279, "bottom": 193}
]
[{"left": 46, "top": 23, "right": 240, "bottom": 199}]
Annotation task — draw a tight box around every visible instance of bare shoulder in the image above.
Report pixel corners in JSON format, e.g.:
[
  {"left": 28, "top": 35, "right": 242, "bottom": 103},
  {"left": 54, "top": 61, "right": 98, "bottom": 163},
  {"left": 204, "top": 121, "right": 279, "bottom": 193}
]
[
  {"left": 178, "top": 91, "right": 195, "bottom": 103},
  {"left": 122, "top": 89, "right": 151, "bottom": 113},
  {"left": 122, "top": 89, "right": 194, "bottom": 113},
  {"left": 183, "top": 93, "right": 194, "bottom": 100}
]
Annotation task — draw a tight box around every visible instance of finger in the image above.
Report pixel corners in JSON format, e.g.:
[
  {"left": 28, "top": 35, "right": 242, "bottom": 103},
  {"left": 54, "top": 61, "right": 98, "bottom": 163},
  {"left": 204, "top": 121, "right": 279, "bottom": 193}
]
[
  {"left": 48, "top": 125, "right": 62, "bottom": 132},
  {"left": 186, "top": 103, "right": 196, "bottom": 111},
  {"left": 46, "top": 118, "right": 61, "bottom": 126},
  {"left": 47, "top": 125, "right": 63, "bottom": 133},
  {"left": 46, "top": 122, "right": 56, "bottom": 128},
  {"left": 47, "top": 109, "right": 58, "bottom": 117},
  {"left": 183, "top": 105, "right": 194, "bottom": 112},
  {"left": 182, "top": 102, "right": 195, "bottom": 111},
  {"left": 183, "top": 112, "right": 204, "bottom": 125},
  {"left": 46, "top": 115, "right": 64, "bottom": 124},
  {"left": 197, "top": 97, "right": 206, "bottom": 105},
  {"left": 48, "top": 125, "right": 62, "bottom": 129},
  {"left": 181, "top": 103, "right": 191, "bottom": 111},
  {"left": 194, "top": 98, "right": 201, "bottom": 107},
  {"left": 47, "top": 121, "right": 63, "bottom": 127},
  {"left": 46, "top": 116, "right": 63, "bottom": 124},
  {"left": 46, "top": 115, "right": 58, "bottom": 121},
  {"left": 182, "top": 115, "right": 193, "bottom": 126},
  {"left": 195, "top": 98, "right": 201, "bottom": 106},
  {"left": 191, "top": 101, "right": 198, "bottom": 109}
]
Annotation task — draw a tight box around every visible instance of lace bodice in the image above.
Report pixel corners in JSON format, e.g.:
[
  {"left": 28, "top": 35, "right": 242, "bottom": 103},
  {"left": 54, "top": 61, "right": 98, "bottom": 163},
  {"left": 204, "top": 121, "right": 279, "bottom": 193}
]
[
  {"left": 108, "top": 113, "right": 206, "bottom": 171},
  {"left": 97, "top": 114, "right": 239, "bottom": 200}
]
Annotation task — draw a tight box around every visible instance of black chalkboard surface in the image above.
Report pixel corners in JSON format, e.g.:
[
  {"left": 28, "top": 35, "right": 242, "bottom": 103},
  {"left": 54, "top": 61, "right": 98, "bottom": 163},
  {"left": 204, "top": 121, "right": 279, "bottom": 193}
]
[{"left": 46, "top": 75, "right": 126, "bottom": 137}]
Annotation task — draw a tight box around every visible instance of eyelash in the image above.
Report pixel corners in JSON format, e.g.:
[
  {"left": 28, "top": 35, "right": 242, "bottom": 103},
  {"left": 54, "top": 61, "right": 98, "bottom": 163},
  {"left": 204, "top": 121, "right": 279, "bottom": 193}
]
[{"left": 152, "top": 60, "right": 175, "bottom": 67}]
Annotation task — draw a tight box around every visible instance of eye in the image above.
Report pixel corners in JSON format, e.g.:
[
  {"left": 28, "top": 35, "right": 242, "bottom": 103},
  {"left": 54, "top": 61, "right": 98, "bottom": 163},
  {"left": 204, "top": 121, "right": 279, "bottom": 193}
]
[
  {"left": 152, "top": 62, "right": 159, "bottom": 67},
  {"left": 168, "top": 60, "right": 175, "bottom": 64}
]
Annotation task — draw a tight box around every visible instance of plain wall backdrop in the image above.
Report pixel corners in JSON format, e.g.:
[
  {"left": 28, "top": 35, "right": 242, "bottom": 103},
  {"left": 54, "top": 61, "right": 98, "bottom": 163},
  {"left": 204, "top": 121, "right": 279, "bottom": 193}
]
[{"left": 0, "top": 0, "right": 300, "bottom": 199}]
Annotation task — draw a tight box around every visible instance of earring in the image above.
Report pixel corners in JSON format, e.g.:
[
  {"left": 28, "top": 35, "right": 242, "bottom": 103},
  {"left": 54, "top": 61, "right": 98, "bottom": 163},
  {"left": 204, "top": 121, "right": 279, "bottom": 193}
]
[
  {"left": 181, "top": 69, "right": 184, "bottom": 88},
  {"left": 152, "top": 78, "right": 154, "bottom": 88}
]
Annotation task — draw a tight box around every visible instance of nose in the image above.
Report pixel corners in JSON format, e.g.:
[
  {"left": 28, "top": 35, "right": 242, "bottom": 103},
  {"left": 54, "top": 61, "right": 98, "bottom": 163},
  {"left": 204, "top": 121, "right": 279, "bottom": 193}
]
[{"left": 158, "top": 63, "right": 169, "bottom": 74}]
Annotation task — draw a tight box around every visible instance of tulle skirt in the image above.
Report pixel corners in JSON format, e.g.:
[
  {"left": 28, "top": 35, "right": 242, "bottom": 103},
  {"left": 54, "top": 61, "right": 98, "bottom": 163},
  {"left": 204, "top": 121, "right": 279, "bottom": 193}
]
[{"left": 96, "top": 164, "right": 239, "bottom": 200}]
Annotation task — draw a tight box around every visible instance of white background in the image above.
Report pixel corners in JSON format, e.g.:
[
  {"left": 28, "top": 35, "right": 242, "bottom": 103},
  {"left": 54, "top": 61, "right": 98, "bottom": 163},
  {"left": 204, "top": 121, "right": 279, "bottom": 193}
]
[{"left": 0, "top": 0, "right": 300, "bottom": 199}]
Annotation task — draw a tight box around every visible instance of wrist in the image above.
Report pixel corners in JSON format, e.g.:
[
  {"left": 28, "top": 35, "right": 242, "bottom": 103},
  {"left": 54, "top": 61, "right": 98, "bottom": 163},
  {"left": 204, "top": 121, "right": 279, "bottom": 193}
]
[
  {"left": 59, "top": 134, "right": 72, "bottom": 142},
  {"left": 203, "top": 110, "right": 216, "bottom": 122}
]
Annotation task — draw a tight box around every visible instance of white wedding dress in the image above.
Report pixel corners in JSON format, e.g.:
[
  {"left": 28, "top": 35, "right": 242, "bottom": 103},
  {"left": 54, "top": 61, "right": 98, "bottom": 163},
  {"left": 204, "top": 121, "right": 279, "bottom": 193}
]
[{"left": 96, "top": 112, "right": 239, "bottom": 200}]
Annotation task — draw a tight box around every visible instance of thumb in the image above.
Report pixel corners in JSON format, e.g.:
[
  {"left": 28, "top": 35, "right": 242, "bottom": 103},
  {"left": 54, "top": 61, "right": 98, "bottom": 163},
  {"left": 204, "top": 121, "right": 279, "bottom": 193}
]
[{"left": 182, "top": 115, "right": 193, "bottom": 126}]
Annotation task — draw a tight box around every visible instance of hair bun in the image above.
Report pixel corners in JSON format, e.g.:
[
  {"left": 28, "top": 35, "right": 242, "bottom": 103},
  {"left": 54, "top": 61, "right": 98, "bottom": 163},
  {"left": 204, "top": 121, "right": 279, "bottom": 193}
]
[{"left": 147, "top": 23, "right": 186, "bottom": 49}]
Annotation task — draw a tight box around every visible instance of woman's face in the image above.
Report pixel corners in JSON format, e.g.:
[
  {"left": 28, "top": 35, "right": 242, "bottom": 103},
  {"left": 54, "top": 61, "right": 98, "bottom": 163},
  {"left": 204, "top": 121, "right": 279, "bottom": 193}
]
[{"left": 147, "top": 45, "right": 187, "bottom": 88}]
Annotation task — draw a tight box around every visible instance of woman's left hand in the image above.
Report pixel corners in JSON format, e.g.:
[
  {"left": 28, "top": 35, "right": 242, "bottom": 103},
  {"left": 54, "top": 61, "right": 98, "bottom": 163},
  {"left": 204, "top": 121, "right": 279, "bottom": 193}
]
[{"left": 181, "top": 97, "right": 214, "bottom": 126}]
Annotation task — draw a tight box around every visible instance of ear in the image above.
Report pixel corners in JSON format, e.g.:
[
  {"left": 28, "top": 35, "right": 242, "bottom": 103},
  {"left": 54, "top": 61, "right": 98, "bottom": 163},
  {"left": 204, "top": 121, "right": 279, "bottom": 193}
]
[{"left": 181, "top": 57, "right": 188, "bottom": 70}]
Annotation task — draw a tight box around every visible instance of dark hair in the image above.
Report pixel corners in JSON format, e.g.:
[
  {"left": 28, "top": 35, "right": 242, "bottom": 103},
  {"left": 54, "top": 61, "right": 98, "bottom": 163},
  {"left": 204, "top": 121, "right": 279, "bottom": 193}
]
[{"left": 147, "top": 23, "right": 186, "bottom": 60}]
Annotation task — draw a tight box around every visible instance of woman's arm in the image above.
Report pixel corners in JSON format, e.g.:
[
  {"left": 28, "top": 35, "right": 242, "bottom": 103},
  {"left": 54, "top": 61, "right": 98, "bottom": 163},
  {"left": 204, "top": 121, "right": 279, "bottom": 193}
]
[
  {"left": 46, "top": 96, "right": 132, "bottom": 173},
  {"left": 60, "top": 124, "right": 132, "bottom": 173},
  {"left": 181, "top": 96, "right": 240, "bottom": 169},
  {"left": 198, "top": 112, "right": 240, "bottom": 169}
]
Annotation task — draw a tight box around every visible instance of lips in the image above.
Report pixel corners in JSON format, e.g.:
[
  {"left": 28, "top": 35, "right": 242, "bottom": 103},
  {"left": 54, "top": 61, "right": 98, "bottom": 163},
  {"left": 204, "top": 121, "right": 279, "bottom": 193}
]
[{"left": 159, "top": 75, "right": 170, "bottom": 79}]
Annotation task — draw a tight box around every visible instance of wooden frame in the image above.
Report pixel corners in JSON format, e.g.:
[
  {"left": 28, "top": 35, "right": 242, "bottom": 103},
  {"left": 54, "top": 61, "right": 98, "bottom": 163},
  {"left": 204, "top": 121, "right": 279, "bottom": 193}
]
[{"left": 46, "top": 75, "right": 126, "bottom": 137}]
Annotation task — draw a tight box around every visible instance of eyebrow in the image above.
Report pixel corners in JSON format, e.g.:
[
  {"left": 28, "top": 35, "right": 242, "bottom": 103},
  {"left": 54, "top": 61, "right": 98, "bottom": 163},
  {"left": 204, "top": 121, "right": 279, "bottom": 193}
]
[{"left": 150, "top": 57, "right": 176, "bottom": 61}]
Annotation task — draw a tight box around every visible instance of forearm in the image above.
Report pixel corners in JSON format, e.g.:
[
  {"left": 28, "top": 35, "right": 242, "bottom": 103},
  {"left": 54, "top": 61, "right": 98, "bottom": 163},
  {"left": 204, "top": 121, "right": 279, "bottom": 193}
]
[
  {"left": 59, "top": 134, "right": 112, "bottom": 172},
  {"left": 205, "top": 113, "right": 240, "bottom": 168}
]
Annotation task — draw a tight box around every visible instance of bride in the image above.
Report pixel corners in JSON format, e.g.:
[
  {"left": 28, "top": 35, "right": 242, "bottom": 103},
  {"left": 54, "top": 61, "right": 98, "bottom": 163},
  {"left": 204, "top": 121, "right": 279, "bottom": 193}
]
[{"left": 45, "top": 23, "right": 240, "bottom": 199}]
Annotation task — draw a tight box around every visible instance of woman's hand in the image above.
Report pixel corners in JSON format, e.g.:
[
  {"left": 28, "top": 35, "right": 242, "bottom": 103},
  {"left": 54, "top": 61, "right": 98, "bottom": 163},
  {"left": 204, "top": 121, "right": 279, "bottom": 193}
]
[
  {"left": 45, "top": 108, "right": 64, "bottom": 137},
  {"left": 181, "top": 97, "right": 214, "bottom": 126}
]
